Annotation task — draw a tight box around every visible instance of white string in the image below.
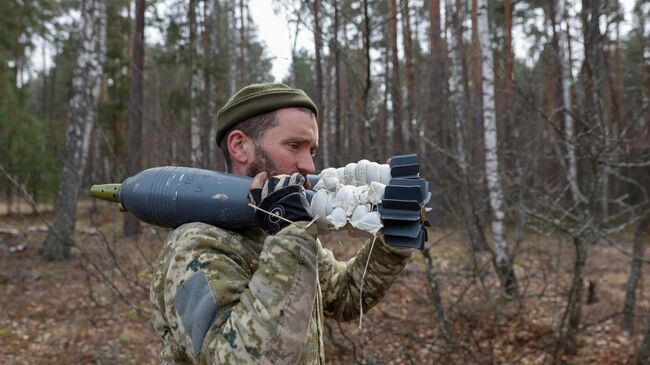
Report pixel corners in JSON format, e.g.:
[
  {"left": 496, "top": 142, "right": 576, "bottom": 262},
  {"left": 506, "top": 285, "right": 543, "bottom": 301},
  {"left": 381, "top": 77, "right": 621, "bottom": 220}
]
[
  {"left": 358, "top": 233, "right": 378, "bottom": 329},
  {"left": 247, "top": 203, "right": 319, "bottom": 230}
]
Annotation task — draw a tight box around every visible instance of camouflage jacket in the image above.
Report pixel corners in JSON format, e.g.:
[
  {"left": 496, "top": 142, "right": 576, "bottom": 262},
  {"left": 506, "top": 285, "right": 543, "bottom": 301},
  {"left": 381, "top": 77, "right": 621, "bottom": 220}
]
[{"left": 150, "top": 221, "right": 412, "bottom": 364}]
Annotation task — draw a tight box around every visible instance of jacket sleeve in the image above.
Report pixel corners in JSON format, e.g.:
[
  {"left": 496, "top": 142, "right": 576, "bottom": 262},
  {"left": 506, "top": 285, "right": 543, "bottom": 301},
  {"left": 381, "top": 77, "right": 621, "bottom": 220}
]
[
  {"left": 151, "top": 222, "right": 319, "bottom": 365},
  {"left": 317, "top": 232, "right": 413, "bottom": 322}
]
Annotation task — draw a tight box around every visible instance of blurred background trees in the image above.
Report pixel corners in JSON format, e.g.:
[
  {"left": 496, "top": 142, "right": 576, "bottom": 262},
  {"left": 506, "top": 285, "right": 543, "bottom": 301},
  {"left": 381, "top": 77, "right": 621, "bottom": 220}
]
[{"left": 1, "top": 0, "right": 650, "bottom": 362}]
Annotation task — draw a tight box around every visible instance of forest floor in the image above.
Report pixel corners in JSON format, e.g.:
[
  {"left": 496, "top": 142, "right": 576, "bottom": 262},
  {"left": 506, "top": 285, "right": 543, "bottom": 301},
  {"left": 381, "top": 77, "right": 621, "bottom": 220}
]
[{"left": 1, "top": 199, "right": 649, "bottom": 364}]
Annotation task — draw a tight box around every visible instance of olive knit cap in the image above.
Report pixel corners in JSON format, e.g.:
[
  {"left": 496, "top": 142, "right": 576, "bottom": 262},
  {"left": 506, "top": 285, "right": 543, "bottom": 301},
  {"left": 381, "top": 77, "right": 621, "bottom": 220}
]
[{"left": 216, "top": 83, "right": 318, "bottom": 145}]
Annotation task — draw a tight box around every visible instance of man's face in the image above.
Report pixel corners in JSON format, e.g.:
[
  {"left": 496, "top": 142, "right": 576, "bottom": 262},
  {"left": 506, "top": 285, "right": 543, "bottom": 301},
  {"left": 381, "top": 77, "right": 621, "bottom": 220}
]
[{"left": 248, "top": 108, "right": 319, "bottom": 177}]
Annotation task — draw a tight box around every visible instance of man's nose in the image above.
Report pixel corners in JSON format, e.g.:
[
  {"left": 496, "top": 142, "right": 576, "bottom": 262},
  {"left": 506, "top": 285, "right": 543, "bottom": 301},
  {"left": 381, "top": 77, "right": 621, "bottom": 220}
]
[{"left": 297, "top": 153, "right": 316, "bottom": 175}]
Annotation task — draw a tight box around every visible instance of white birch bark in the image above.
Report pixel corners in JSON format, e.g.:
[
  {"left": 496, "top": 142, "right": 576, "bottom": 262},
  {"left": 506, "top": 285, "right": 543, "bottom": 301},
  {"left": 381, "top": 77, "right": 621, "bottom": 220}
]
[
  {"left": 42, "top": 0, "right": 107, "bottom": 260},
  {"left": 445, "top": 0, "right": 488, "bottom": 251},
  {"left": 207, "top": 0, "right": 220, "bottom": 169},
  {"left": 557, "top": 0, "right": 586, "bottom": 204},
  {"left": 477, "top": 0, "right": 516, "bottom": 293},
  {"left": 190, "top": 0, "right": 203, "bottom": 167},
  {"left": 446, "top": 0, "right": 469, "bottom": 209}
]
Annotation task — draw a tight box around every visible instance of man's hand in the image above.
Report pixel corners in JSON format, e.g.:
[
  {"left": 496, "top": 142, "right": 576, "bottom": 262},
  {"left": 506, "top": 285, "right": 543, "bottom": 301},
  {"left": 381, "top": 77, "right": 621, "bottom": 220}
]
[{"left": 248, "top": 172, "right": 313, "bottom": 234}]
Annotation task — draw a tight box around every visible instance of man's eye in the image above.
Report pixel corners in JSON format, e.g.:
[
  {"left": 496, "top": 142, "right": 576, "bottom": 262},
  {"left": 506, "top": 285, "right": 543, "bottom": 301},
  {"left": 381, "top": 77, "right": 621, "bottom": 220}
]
[
  {"left": 310, "top": 149, "right": 317, "bottom": 157},
  {"left": 288, "top": 143, "right": 298, "bottom": 151}
]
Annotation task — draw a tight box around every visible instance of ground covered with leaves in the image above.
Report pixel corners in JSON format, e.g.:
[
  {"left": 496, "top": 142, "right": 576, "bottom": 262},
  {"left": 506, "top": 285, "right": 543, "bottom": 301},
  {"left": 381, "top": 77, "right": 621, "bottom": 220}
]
[{"left": 1, "top": 200, "right": 648, "bottom": 364}]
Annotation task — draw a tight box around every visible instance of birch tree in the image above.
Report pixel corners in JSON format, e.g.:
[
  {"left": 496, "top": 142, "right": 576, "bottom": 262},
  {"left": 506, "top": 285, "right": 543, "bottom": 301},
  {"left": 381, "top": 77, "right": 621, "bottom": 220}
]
[
  {"left": 42, "top": 0, "right": 107, "bottom": 261},
  {"left": 556, "top": 0, "right": 585, "bottom": 204},
  {"left": 189, "top": 0, "right": 203, "bottom": 167},
  {"left": 476, "top": 0, "right": 517, "bottom": 295},
  {"left": 206, "top": 0, "right": 221, "bottom": 170},
  {"left": 446, "top": 0, "right": 487, "bottom": 252}
]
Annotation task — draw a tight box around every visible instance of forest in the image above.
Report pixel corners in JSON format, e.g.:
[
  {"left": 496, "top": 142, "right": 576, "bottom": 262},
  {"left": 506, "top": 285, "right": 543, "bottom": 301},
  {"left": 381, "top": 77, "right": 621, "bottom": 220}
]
[{"left": 1, "top": 0, "right": 650, "bottom": 363}]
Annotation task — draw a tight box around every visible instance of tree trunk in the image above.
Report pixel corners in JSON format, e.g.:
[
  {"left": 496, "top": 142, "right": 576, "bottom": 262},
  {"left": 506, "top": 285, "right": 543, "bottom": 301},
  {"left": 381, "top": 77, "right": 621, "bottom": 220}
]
[
  {"left": 313, "top": 0, "right": 327, "bottom": 168},
  {"left": 401, "top": 0, "right": 415, "bottom": 149},
  {"left": 606, "top": 9, "right": 623, "bottom": 206},
  {"left": 124, "top": 0, "right": 146, "bottom": 237},
  {"left": 362, "top": 0, "right": 375, "bottom": 161},
  {"left": 41, "top": 0, "right": 107, "bottom": 261},
  {"left": 469, "top": 0, "right": 490, "bottom": 247},
  {"left": 638, "top": 269, "right": 650, "bottom": 364},
  {"left": 470, "top": 0, "right": 484, "bottom": 145},
  {"left": 503, "top": 0, "right": 513, "bottom": 134},
  {"left": 325, "top": 43, "right": 335, "bottom": 164},
  {"left": 226, "top": 1, "right": 237, "bottom": 95},
  {"left": 423, "top": 248, "right": 450, "bottom": 337},
  {"left": 333, "top": 0, "right": 342, "bottom": 166},
  {"left": 340, "top": 3, "right": 351, "bottom": 158},
  {"left": 641, "top": 2, "right": 650, "bottom": 131},
  {"left": 238, "top": 0, "right": 246, "bottom": 86},
  {"left": 189, "top": 0, "right": 204, "bottom": 167},
  {"left": 447, "top": 0, "right": 487, "bottom": 252},
  {"left": 381, "top": 36, "right": 390, "bottom": 159},
  {"left": 390, "top": 0, "right": 404, "bottom": 152},
  {"left": 504, "top": 0, "right": 527, "bottom": 245},
  {"left": 623, "top": 214, "right": 650, "bottom": 331},
  {"left": 207, "top": 0, "right": 221, "bottom": 170},
  {"left": 581, "top": 0, "right": 605, "bottom": 216},
  {"left": 581, "top": 0, "right": 602, "bottom": 118},
  {"left": 555, "top": 236, "right": 587, "bottom": 358},
  {"left": 428, "top": 0, "right": 444, "bottom": 149},
  {"left": 557, "top": 0, "right": 585, "bottom": 205},
  {"left": 426, "top": 0, "right": 447, "bottom": 227},
  {"left": 476, "top": 0, "right": 517, "bottom": 296}
]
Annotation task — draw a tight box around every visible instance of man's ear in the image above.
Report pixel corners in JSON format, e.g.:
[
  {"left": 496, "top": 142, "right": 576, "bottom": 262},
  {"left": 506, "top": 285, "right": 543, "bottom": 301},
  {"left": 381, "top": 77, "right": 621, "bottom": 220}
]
[{"left": 227, "top": 130, "right": 254, "bottom": 166}]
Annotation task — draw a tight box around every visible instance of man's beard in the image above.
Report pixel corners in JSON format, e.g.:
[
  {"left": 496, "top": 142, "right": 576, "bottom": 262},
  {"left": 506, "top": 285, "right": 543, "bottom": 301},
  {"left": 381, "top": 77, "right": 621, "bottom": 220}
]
[{"left": 248, "top": 144, "right": 276, "bottom": 177}]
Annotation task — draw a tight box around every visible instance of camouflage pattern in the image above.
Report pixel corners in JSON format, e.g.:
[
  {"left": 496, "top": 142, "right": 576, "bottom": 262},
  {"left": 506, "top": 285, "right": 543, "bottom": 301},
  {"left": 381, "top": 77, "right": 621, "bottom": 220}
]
[{"left": 150, "top": 221, "right": 412, "bottom": 364}]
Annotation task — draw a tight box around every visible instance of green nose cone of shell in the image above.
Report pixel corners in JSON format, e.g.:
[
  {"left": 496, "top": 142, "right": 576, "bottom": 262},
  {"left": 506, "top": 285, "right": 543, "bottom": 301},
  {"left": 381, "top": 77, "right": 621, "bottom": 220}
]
[{"left": 90, "top": 183, "right": 122, "bottom": 203}]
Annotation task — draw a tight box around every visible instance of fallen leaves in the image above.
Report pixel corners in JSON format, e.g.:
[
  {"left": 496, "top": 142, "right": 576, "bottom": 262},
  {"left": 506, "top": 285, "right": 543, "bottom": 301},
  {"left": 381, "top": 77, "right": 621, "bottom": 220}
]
[{"left": 1, "top": 208, "right": 649, "bottom": 364}]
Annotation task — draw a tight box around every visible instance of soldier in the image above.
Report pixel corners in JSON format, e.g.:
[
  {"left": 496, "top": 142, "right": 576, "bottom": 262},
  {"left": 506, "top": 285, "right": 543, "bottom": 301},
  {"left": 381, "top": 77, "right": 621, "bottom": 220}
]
[{"left": 150, "top": 83, "right": 417, "bottom": 364}]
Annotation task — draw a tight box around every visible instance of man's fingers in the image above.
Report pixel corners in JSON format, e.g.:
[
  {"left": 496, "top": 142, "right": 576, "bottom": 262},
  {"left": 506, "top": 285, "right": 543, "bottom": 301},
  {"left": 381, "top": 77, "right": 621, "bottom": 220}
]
[
  {"left": 249, "top": 172, "right": 267, "bottom": 191},
  {"left": 251, "top": 172, "right": 311, "bottom": 196},
  {"left": 288, "top": 173, "right": 305, "bottom": 186}
]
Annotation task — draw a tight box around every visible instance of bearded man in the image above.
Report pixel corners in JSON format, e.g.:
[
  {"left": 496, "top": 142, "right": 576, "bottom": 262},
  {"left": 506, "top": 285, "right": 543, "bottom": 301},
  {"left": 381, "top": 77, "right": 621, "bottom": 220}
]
[{"left": 150, "top": 83, "right": 416, "bottom": 364}]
